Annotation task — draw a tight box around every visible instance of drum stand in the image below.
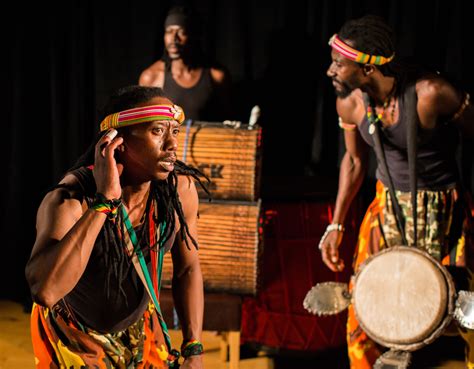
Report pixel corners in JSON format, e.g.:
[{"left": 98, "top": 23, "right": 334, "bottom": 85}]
[{"left": 373, "top": 350, "right": 411, "bottom": 369}]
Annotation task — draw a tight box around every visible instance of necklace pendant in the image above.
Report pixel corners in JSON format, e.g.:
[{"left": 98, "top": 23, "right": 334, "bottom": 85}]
[{"left": 369, "top": 123, "right": 375, "bottom": 135}]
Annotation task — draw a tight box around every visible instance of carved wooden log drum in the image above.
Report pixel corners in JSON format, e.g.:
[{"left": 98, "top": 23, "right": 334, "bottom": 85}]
[
  {"left": 161, "top": 201, "right": 263, "bottom": 295},
  {"left": 177, "top": 121, "right": 262, "bottom": 201}
]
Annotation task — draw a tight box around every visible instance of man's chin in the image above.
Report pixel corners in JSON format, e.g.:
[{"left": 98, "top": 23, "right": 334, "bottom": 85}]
[
  {"left": 154, "top": 171, "right": 172, "bottom": 181},
  {"left": 334, "top": 88, "right": 352, "bottom": 99}
]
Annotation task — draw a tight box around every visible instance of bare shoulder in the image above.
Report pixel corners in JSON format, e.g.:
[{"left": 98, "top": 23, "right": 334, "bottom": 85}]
[
  {"left": 210, "top": 66, "right": 230, "bottom": 85},
  {"left": 336, "top": 89, "right": 365, "bottom": 124},
  {"left": 139, "top": 60, "right": 165, "bottom": 87},
  {"left": 416, "top": 74, "right": 461, "bottom": 117},
  {"left": 175, "top": 175, "right": 199, "bottom": 225},
  {"left": 177, "top": 174, "right": 197, "bottom": 191},
  {"left": 42, "top": 174, "right": 85, "bottom": 212},
  {"left": 416, "top": 74, "right": 457, "bottom": 99},
  {"left": 36, "top": 174, "right": 86, "bottom": 234},
  {"left": 177, "top": 175, "right": 198, "bottom": 204}
]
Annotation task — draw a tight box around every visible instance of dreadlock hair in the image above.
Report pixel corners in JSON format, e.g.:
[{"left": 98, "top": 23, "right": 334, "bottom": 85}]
[
  {"left": 338, "top": 14, "right": 399, "bottom": 78},
  {"left": 65, "top": 85, "right": 210, "bottom": 301}
]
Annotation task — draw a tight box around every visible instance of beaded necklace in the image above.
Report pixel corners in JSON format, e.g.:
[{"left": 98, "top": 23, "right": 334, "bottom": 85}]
[
  {"left": 367, "top": 99, "right": 389, "bottom": 135},
  {"left": 367, "top": 82, "right": 397, "bottom": 135}
]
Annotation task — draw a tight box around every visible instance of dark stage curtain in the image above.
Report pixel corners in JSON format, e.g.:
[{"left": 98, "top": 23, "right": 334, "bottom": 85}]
[{"left": 4, "top": 0, "right": 474, "bottom": 302}]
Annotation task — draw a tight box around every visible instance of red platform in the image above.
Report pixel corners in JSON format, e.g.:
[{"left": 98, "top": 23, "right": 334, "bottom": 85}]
[{"left": 240, "top": 199, "right": 362, "bottom": 352}]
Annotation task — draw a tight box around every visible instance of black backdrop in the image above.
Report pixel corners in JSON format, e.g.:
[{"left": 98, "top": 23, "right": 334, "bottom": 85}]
[{"left": 4, "top": 0, "right": 474, "bottom": 302}]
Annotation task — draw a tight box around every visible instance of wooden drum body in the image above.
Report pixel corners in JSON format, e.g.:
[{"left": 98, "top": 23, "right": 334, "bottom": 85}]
[
  {"left": 177, "top": 121, "right": 262, "bottom": 201},
  {"left": 161, "top": 200, "right": 263, "bottom": 295},
  {"left": 353, "top": 246, "right": 455, "bottom": 351}
]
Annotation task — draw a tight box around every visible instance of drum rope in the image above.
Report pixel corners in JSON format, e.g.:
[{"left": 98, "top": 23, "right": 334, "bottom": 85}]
[{"left": 182, "top": 119, "right": 193, "bottom": 162}]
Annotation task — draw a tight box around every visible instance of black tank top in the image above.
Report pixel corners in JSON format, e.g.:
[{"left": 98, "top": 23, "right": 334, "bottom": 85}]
[
  {"left": 62, "top": 167, "right": 176, "bottom": 333},
  {"left": 358, "top": 86, "right": 459, "bottom": 191},
  {"left": 163, "top": 67, "right": 214, "bottom": 120}
]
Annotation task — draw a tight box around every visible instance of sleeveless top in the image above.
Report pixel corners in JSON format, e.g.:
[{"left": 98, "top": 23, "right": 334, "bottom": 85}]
[
  {"left": 62, "top": 167, "right": 176, "bottom": 333},
  {"left": 163, "top": 67, "right": 214, "bottom": 120},
  {"left": 358, "top": 86, "right": 460, "bottom": 191}
]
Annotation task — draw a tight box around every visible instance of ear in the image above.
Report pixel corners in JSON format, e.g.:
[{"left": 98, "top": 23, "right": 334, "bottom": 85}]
[{"left": 362, "top": 64, "right": 375, "bottom": 76}]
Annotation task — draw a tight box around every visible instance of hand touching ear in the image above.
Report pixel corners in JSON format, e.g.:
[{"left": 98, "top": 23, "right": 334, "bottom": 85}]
[{"left": 93, "top": 129, "right": 124, "bottom": 199}]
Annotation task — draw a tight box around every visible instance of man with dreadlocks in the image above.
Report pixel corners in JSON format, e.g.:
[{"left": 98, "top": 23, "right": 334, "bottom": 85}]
[
  {"left": 25, "top": 86, "right": 206, "bottom": 368},
  {"left": 319, "top": 14, "right": 474, "bottom": 368},
  {"left": 139, "top": 5, "right": 233, "bottom": 121}
]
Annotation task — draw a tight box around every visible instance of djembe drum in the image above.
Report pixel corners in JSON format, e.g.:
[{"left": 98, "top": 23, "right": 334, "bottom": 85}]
[
  {"left": 304, "top": 245, "right": 474, "bottom": 368},
  {"left": 353, "top": 246, "right": 455, "bottom": 351}
]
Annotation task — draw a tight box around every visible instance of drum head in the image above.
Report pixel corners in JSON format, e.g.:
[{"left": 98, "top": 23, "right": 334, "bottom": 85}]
[{"left": 353, "top": 246, "right": 454, "bottom": 351}]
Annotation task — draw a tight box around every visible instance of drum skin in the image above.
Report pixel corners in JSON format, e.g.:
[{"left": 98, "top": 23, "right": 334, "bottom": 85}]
[{"left": 353, "top": 246, "right": 455, "bottom": 351}]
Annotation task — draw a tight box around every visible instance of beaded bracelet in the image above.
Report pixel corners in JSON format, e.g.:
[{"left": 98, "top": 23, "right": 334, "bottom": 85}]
[
  {"left": 452, "top": 92, "right": 470, "bottom": 122},
  {"left": 318, "top": 223, "right": 345, "bottom": 250},
  {"left": 338, "top": 117, "right": 357, "bottom": 131},
  {"left": 90, "top": 193, "right": 122, "bottom": 219},
  {"left": 181, "top": 339, "right": 204, "bottom": 358}
]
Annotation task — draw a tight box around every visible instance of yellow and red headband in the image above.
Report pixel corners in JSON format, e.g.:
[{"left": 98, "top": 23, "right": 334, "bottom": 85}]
[
  {"left": 100, "top": 104, "right": 185, "bottom": 132},
  {"left": 329, "top": 34, "right": 395, "bottom": 66}
]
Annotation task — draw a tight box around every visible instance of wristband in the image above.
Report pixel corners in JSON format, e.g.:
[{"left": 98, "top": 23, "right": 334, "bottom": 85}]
[
  {"left": 91, "top": 193, "right": 122, "bottom": 219},
  {"left": 181, "top": 339, "right": 204, "bottom": 358},
  {"left": 318, "top": 223, "right": 345, "bottom": 250}
]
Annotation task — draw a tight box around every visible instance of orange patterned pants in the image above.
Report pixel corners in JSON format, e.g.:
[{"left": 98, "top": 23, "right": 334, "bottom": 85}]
[{"left": 30, "top": 302, "right": 174, "bottom": 369}]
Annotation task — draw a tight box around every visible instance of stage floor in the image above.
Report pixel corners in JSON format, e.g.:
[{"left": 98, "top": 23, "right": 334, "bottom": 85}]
[{"left": 0, "top": 299, "right": 465, "bottom": 369}]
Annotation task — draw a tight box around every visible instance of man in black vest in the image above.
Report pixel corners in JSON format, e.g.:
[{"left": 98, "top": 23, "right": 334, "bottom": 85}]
[
  {"left": 319, "top": 14, "right": 474, "bottom": 369},
  {"left": 26, "top": 86, "right": 205, "bottom": 369},
  {"left": 139, "top": 5, "right": 233, "bottom": 122}
]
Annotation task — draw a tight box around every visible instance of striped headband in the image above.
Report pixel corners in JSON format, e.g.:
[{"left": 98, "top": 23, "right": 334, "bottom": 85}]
[
  {"left": 100, "top": 104, "right": 185, "bottom": 132},
  {"left": 329, "top": 34, "right": 395, "bottom": 66}
]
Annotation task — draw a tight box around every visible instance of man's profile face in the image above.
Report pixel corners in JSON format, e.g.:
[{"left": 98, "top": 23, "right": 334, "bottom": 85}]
[
  {"left": 326, "top": 49, "right": 364, "bottom": 98},
  {"left": 164, "top": 25, "right": 189, "bottom": 59}
]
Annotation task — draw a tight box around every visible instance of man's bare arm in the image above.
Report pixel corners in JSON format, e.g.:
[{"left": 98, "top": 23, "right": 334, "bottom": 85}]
[
  {"left": 171, "top": 176, "right": 203, "bottom": 349},
  {"left": 320, "top": 95, "right": 369, "bottom": 272},
  {"left": 25, "top": 186, "right": 107, "bottom": 308},
  {"left": 417, "top": 76, "right": 474, "bottom": 138},
  {"left": 25, "top": 130, "right": 124, "bottom": 308}
]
